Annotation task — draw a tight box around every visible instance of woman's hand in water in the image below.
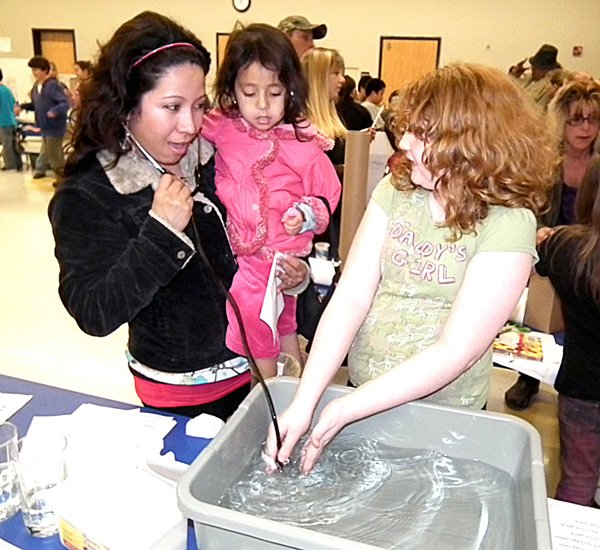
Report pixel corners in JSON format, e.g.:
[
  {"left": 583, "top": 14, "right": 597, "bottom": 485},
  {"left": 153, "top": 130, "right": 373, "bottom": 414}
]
[{"left": 151, "top": 174, "right": 193, "bottom": 232}]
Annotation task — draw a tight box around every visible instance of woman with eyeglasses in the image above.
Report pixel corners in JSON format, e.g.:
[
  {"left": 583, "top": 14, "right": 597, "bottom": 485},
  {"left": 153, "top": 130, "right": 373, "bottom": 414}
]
[{"left": 505, "top": 77, "right": 600, "bottom": 411}]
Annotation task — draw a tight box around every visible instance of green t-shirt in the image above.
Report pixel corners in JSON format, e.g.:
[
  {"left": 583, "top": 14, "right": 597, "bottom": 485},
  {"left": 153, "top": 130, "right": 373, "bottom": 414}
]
[{"left": 348, "top": 176, "right": 537, "bottom": 409}]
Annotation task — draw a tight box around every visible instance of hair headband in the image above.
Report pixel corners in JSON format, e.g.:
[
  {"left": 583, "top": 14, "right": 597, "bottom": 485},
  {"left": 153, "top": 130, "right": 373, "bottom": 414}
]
[{"left": 131, "top": 42, "right": 196, "bottom": 69}]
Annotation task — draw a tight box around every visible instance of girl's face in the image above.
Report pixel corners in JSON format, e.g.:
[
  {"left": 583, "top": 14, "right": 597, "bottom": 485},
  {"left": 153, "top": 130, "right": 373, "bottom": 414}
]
[
  {"left": 564, "top": 101, "right": 600, "bottom": 153},
  {"left": 398, "top": 131, "right": 436, "bottom": 190},
  {"left": 328, "top": 65, "right": 345, "bottom": 101},
  {"left": 234, "top": 61, "right": 285, "bottom": 132},
  {"left": 128, "top": 64, "right": 207, "bottom": 169}
]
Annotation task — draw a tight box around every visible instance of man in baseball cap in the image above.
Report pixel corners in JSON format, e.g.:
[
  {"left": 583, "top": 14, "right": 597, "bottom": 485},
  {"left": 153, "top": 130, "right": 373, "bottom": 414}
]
[{"left": 277, "top": 15, "right": 327, "bottom": 58}]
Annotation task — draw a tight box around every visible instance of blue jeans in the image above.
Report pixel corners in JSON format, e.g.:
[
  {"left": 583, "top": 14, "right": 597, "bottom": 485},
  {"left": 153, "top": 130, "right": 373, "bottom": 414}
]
[{"left": 556, "top": 393, "right": 600, "bottom": 506}]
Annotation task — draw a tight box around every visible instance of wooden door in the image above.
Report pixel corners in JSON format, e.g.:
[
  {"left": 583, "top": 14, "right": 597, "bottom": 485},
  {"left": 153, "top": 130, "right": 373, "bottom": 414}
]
[
  {"left": 379, "top": 37, "right": 440, "bottom": 100},
  {"left": 33, "top": 29, "right": 76, "bottom": 76}
]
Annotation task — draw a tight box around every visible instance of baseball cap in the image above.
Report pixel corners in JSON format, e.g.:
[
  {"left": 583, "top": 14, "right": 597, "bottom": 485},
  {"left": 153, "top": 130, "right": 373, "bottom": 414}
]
[{"left": 277, "top": 16, "right": 327, "bottom": 40}]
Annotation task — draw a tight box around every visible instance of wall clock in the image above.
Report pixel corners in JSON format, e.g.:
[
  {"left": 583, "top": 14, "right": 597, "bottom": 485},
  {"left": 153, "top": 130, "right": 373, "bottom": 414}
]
[{"left": 232, "top": 0, "right": 251, "bottom": 13}]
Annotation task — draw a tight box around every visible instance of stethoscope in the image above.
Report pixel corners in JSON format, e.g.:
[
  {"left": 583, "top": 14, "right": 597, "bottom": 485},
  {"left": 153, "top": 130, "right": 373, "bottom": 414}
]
[{"left": 123, "top": 124, "right": 285, "bottom": 470}]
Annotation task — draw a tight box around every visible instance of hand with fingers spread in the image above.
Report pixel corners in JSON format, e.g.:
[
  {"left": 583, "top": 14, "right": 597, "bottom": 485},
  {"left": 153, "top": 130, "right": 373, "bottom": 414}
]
[{"left": 151, "top": 174, "right": 194, "bottom": 232}]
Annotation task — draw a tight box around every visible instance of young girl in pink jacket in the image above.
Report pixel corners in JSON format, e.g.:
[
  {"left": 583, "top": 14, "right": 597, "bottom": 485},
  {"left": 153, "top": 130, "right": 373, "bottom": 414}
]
[{"left": 201, "top": 23, "right": 341, "bottom": 381}]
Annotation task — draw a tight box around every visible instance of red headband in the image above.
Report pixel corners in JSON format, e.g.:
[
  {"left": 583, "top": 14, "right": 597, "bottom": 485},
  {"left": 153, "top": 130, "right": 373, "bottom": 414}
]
[{"left": 131, "top": 42, "right": 196, "bottom": 69}]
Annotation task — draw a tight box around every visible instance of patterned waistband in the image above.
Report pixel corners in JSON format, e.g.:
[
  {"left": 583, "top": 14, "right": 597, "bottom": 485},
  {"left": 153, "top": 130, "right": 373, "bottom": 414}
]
[{"left": 126, "top": 349, "right": 250, "bottom": 385}]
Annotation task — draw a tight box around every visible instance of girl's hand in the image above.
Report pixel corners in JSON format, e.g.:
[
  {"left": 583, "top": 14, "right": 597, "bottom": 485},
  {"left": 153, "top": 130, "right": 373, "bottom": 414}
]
[
  {"left": 282, "top": 207, "right": 304, "bottom": 236},
  {"left": 300, "top": 397, "right": 348, "bottom": 474},
  {"left": 277, "top": 254, "right": 308, "bottom": 292},
  {"left": 151, "top": 174, "right": 193, "bottom": 232},
  {"left": 536, "top": 226, "right": 556, "bottom": 246},
  {"left": 264, "top": 401, "right": 314, "bottom": 471}
]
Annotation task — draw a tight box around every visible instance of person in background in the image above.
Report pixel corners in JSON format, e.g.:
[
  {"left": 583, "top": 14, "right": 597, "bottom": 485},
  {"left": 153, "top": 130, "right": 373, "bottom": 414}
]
[
  {"left": 302, "top": 47, "right": 347, "bottom": 166},
  {"left": 356, "top": 74, "right": 372, "bottom": 104},
  {"left": 536, "top": 157, "right": 600, "bottom": 507},
  {"left": 0, "top": 68, "right": 22, "bottom": 171},
  {"left": 505, "top": 77, "right": 600, "bottom": 410},
  {"left": 48, "top": 11, "right": 308, "bottom": 421},
  {"left": 73, "top": 60, "right": 93, "bottom": 82},
  {"left": 17, "top": 56, "right": 69, "bottom": 179},
  {"left": 200, "top": 23, "right": 341, "bottom": 380},
  {"left": 72, "top": 60, "right": 94, "bottom": 111},
  {"left": 265, "top": 63, "right": 556, "bottom": 473},
  {"left": 336, "top": 75, "right": 373, "bottom": 131},
  {"left": 361, "top": 78, "right": 386, "bottom": 129},
  {"left": 277, "top": 15, "right": 327, "bottom": 59},
  {"left": 509, "top": 44, "right": 561, "bottom": 111},
  {"left": 301, "top": 47, "right": 347, "bottom": 255},
  {"left": 49, "top": 61, "right": 70, "bottom": 97}
]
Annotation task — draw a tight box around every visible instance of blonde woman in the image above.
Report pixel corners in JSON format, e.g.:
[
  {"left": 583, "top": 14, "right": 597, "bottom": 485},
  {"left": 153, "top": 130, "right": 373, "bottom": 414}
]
[
  {"left": 266, "top": 63, "right": 557, "bottom": 472},
  {"left": 301, "top": 47, "right": 346, "bottom": 166}
]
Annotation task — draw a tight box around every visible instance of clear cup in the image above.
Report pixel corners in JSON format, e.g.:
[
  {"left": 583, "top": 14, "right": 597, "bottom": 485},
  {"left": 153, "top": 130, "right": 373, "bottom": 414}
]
[
  {"left": 0, "top": 422, "right": 20, "bottom": 522},
  {"left": 16, "top": 434, "right": 67, "bottom": 537}
]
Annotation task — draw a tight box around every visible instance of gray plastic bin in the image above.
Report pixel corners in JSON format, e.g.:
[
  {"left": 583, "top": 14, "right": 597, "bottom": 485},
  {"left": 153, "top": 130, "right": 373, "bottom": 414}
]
[{"left": 178, "top": 377, "right": 551, "bottom": 549}]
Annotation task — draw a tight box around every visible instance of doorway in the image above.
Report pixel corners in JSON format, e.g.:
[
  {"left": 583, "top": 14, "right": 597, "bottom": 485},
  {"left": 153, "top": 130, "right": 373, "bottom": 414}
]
[
  {"left": 32, "top": 29, "right": 76, "bottom": 77},
  {"left": 379, "top": 37, "right": 441, "bottom": 99}
]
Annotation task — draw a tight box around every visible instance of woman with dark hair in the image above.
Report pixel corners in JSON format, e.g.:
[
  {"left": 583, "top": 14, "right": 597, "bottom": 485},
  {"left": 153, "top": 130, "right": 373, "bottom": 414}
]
[
  {"left": 201, "top": 23, "right": 340, "bottom": 380},
  {"left": 336, "top": 75, "right": 372, "bottom": 131},
  {"left": 536, "top": 157, "right": 600, "bottom": 506},
  {"left": 49, "top": 12, "right": 307, "bottom": 420},
  {"left": 73, "top": 60, "right": 93, "bottom": 82},
  {"left": 266, "top": 63, "right": 556, "bottom": 472}
]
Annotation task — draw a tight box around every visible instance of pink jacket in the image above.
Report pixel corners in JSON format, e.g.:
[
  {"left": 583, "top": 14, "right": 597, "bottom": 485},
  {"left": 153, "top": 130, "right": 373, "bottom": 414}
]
[{"left": 201, "top": 110, "right": 341, "bottom": 261}]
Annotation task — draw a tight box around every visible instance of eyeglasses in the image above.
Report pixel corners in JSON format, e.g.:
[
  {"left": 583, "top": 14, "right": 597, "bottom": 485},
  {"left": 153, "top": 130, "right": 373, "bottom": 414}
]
[{"left": 566, "top": 115, "right": 600, "bottom": 127}]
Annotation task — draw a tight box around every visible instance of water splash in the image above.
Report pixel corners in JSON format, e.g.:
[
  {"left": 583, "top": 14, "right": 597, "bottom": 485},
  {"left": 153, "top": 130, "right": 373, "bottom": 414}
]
[{"left": 218, "top": 433, "right": 521, "bottom": 549}]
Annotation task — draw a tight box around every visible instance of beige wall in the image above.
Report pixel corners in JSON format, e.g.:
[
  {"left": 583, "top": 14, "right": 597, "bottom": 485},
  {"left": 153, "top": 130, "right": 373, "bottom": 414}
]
[{"left": 1, "top": 0, "right": 599, "bottom": 86}]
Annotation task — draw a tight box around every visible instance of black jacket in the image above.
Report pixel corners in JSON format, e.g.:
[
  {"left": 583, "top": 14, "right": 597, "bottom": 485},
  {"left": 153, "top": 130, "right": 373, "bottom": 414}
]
[{"left": 48, "top": 155, "right": 240, "bottom": 373}]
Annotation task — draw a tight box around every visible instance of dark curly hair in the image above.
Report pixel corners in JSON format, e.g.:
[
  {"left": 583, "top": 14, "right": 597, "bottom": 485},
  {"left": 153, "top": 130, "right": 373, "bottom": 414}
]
[
  {"left": 65, "top": 11, "right": 210, "bottom": 175},
  {"left": 213, "top": 23, "right": 307, "bottom": 128}
]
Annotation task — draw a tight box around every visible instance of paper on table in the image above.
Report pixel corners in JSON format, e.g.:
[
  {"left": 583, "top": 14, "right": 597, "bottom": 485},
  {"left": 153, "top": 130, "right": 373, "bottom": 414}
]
[
  {"left": 0, "top": 539, "right": 23, "bottom": 550},
  {"left": 24, "top": 405, "right": 183, "bottom": 550},
  {"left": 0, "top": 392, "right": 32, "bottom": 423},
  {"left": 548, "top": 497, "right": 600, "bottom": 549},
  {"left": 493, "top": 331, "right": 562, "bottom": 386},
  {"left": 260, "top": 252, "right": 284, "bottom": 344}
]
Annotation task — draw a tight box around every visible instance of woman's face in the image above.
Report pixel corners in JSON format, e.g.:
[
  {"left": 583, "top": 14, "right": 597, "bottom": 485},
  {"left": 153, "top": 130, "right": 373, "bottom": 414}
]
[
  {"left": 563, "top": 101, "right": 600, "bottom": 153},
  {"left": 398, "top": 131, "right": 436, "bottom": 190},
  {"left": 328, "top": 66, "right": 345, "bottom": 101},
  {"left": 128, "top": 63, "right": 207, "bottom": 168}
]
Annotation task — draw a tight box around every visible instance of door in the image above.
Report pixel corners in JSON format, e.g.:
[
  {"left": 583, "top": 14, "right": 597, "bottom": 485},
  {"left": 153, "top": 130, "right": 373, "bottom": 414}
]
[
  {"left": 379, "top": 37, "right": 441, "bottom": 99},
  {"left": 32, "top": 29, "right": 76, "bottom": 76}
]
